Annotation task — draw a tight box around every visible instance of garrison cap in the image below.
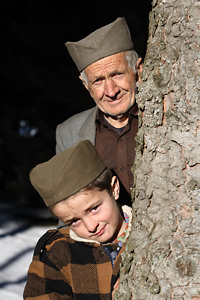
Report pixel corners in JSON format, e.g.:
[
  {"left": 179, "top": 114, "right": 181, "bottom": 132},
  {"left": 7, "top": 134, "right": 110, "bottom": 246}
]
[
  {"left": 30, "top": 140, "right": 106, "bottom": 207},
  {"left": 65, "top": 17, "right": 134, "bottom": 72}
]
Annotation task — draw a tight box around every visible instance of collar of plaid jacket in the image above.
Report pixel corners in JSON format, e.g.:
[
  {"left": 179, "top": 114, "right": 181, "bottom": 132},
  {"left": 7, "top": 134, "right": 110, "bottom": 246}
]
[{"left": 69, "top": 205, "right": 132, "bottom": 244}]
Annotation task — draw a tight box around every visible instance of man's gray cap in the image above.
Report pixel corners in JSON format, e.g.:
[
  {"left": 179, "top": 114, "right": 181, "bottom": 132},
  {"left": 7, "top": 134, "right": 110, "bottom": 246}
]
[{"left": 65, "top": 17, "right": 134, "bottom": 72}]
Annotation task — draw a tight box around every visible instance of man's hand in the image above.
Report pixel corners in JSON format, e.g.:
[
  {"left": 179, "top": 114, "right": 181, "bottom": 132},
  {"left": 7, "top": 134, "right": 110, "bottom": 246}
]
[{"left": 112, "top": 278, "right": 120, "bottom": 299}]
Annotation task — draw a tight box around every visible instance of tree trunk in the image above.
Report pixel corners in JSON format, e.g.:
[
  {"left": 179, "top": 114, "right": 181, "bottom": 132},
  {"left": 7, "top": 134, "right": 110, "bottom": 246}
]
[{"left": 116, "top": 1, "right": 200, "bottom": 299}]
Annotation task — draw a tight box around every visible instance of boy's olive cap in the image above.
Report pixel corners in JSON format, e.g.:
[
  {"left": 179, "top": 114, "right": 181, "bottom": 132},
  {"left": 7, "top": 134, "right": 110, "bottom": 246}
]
[
  {"left": 65, "top": 17, "right": 134, "bottom": 72},
  {"left": 30, "top": 140, "right": 106, "bottom": 207}
]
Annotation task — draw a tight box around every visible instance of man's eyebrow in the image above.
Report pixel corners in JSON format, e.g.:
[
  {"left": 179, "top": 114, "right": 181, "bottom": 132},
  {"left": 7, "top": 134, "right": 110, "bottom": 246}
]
[
  {"left": 90, "top": 71, "right": 122, "bottom": 83},
  {"left": 89, "top": 75, "right": 104, "bottom": 82}
]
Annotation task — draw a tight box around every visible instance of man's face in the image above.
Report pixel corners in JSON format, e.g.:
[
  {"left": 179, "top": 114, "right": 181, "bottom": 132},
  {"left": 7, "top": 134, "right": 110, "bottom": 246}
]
[
  {"left": 53, "top": 177, "right": 126, "bottom": 243},
  {"left": 81, "top": 52, "right": 138, "bottom": 120}
]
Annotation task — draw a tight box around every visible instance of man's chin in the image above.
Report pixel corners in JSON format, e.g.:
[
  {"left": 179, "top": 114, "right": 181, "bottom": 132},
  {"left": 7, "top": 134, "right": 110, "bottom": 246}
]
[
  {"left": 104, "top": 106, "right": 133, "bottom": 119},
  {"left": 107, "top": 100, "right": 134, "bottom": 115}
]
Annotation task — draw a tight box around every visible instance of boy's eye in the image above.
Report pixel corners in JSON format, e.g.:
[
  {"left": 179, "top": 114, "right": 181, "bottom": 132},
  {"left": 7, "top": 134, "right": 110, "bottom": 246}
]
[
  {"left": 72, "top": 219, "right": 79, "bottom": 224},
  {"left": 91, "top": 205, "right": 99, "bottom": 212},
  {"left": 68, "top": 219, "right": 80, "bottom": 226}
]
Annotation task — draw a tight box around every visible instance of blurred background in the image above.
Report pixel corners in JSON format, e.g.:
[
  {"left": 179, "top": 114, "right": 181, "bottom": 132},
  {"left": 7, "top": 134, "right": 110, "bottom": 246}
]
[{"left": 1, "top": 0, "right": 152, "bottom": 213}]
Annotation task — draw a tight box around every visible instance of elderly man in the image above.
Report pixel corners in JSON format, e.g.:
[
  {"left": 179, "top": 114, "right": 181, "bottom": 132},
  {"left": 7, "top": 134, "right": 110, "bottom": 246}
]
[{"left": 56, "top": 17, "right": 143, "bottom": 210}]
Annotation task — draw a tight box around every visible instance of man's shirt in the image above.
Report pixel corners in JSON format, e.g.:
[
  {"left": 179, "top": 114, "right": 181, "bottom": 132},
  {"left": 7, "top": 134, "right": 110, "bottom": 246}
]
[{"left": 95, "top": 105, "right": 138, "bottom": 206}]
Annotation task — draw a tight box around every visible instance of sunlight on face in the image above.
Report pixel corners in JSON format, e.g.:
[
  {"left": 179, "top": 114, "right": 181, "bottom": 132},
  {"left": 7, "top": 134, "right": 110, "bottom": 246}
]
[
  {"left": 53, "top": 178, "right": 126, "bottom": 243},
  {"left": 83, "top": 53, "right": 137, "bottom": 120}
]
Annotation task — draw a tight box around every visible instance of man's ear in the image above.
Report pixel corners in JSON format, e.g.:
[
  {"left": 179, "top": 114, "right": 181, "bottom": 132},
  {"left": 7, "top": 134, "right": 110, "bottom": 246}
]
[
  {"left": 111, "top": 176, "right": 120, "bottom": 200},
  {"left": 136, "top": 57, "right": 143, "bottom": 83},
  {"left": 79, "top": 75, "right": 89, "bottom": 91}
]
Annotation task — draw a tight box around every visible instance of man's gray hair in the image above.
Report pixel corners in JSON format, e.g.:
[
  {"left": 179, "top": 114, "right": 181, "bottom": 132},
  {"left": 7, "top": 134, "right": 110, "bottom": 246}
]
[
  {"left": 80, "top": 50, "right": 139, "bottom": 86},
  {"left": 124, "top": 50, "right": 139, "bottom": 73}
]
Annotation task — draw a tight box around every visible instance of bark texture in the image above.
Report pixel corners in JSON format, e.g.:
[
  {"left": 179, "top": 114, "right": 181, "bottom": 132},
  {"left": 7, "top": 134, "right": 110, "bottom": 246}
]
[{"left": 115, "top": 0, "right": 200, "bottom": 299}]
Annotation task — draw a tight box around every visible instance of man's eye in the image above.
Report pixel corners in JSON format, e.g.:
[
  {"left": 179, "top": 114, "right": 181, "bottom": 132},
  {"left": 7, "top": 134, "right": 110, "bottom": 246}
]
[
  {"left": 115, "top": 72, "right": 123, "bottom": 77},
  {"left": 93, "top": 79, "right": 101, "bottom": 84},
  {"left": 93, "top": 77, "right": 104, "bottom": 85}
]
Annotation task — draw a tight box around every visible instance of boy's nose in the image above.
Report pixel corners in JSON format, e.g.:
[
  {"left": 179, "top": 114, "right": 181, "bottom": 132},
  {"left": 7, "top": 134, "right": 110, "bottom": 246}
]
[{"left": 84, "top": 218, "right": 98, "bottom": 233}]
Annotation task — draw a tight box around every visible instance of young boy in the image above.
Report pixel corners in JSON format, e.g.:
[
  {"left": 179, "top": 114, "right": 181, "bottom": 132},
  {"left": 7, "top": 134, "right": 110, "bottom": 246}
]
[{"left": 23, "top": 140, "right": 132, "bottom": 300}]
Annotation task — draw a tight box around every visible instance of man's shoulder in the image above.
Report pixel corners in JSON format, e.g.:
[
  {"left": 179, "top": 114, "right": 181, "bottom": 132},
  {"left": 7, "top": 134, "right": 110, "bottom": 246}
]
[
  {"left": 56, "top": 106, "right": 98, "bottom": 153},
  {"left": 58, "top": 106, "right": 97, "bottom": 129}
]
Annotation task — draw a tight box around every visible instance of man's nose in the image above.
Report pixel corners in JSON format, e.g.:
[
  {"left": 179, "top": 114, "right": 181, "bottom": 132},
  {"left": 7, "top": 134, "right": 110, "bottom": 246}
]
[
  {"left": 84, "top": 218, "right": 98, "bottom": 233},
  {"left": 104, "top": 79, "right": 120, "bottom": 98}
]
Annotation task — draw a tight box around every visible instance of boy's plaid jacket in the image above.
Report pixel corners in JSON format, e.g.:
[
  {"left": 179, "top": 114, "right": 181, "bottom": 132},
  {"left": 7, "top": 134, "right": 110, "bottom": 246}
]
[{"left": 23, "top": 205, "right": 132, "bottom": 300}]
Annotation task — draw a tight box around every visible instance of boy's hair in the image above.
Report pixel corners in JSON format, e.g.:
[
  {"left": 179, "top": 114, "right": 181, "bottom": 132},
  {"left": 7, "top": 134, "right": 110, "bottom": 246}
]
[
  {"left": 81, "top": 168, "right": 113, "bottom": 194},
  {"left": 49, "top": 168, "right": 113, "bottom": 214}
]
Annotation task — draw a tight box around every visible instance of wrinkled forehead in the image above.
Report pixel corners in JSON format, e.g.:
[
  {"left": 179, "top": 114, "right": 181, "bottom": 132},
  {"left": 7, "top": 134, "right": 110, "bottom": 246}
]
[{"left": 84, "top": 52, "right": 129, "bottom": 76}]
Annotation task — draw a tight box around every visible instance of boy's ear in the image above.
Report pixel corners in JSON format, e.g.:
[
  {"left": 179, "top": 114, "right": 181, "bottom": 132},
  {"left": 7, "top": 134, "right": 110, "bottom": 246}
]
[{"left": 111, "top": 176, "right": 120, "bottom": 200}]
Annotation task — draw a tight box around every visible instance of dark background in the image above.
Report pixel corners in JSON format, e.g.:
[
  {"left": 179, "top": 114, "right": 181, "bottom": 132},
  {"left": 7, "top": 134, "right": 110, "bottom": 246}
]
[{"left": 1, "top": 1, "right": 152, "bottom": 210}]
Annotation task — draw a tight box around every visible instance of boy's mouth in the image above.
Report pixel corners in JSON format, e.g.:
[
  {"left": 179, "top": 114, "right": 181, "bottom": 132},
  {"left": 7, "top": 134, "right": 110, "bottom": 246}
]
[{"left": 95, "top": 225, "right": 106, "bottom": 236}]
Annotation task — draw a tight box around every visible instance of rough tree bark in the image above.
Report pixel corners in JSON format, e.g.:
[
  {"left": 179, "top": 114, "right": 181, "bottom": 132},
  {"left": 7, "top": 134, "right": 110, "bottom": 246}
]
[{"left": 116, "top": 0, "right": 200, "bottom": 299}]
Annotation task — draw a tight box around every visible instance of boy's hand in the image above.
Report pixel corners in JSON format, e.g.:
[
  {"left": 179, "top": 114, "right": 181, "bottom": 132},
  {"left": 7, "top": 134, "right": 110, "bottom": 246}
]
[{"left": 112, "top": 278, "right": 120, "bottom": 299}]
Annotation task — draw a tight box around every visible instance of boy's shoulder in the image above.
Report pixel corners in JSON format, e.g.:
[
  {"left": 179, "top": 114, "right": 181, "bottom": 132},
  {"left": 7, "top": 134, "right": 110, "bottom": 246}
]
[
  {"left": 34, "top": 228, "right": 71, "bottom": 256},
  {"left": 43, "top": 228, "right": 70, "bottom": 243},
  {"left": 34, "top": 227, "right": 99, "bottom": 258},
  {"left": 33, "top": 228, "right": 105, "bottom": 271}
]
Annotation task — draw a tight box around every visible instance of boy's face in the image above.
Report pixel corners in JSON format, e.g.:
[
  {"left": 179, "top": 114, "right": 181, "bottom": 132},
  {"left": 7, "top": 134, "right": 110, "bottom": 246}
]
[{"left": 53, "top": 176, "right": 127, "bottom": 244}]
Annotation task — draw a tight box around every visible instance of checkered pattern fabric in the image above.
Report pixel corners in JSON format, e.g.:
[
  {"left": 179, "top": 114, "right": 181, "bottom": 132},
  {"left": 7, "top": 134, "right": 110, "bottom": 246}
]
[{"left": 23, "top": 206, "right": 132, "bottom": 300}]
